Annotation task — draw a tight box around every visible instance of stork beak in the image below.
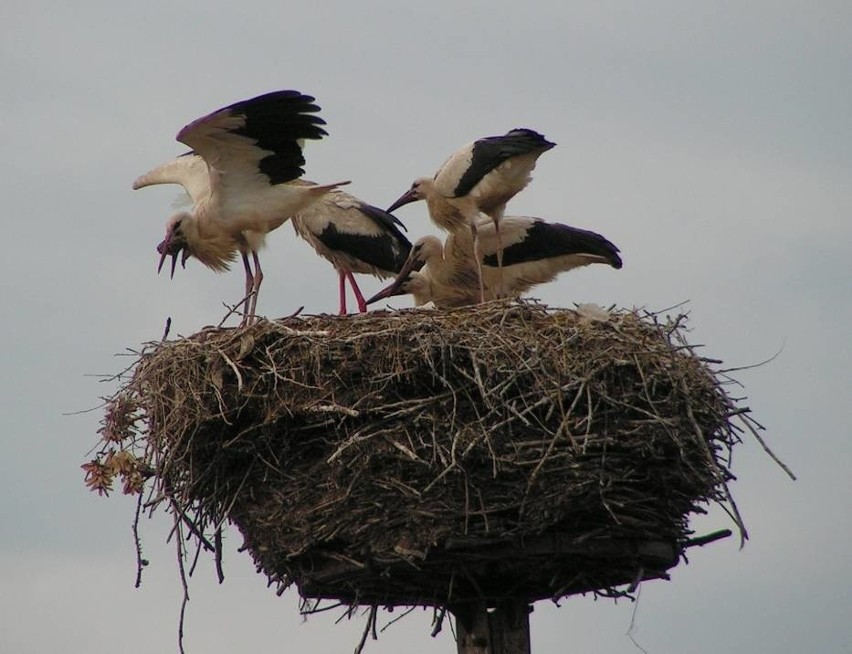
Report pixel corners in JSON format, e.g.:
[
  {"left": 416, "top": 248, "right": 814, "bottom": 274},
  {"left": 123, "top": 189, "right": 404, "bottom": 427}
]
[
  {"left": 156, "top": 240, "right": 170, "bottom": 275},
  {"left": 386, "top": 187, "right": 419, "bottom": 214},
  {"left": 156, "top": 236, "right": 183, "bottom": 279},
  {"left": 366, "top": 251, "right": 427, "bottom": 305},
  {"left": 156, "top": 248, "right": 180, "bottom": 279},
  {"left": 366, "top": 278, "right": 407, "bottom": 305}
]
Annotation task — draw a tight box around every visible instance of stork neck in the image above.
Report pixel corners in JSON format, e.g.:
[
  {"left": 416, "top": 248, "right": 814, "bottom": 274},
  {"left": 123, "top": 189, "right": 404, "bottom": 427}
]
[
  {"left": 425, "top": 194, "right": 470, "bottom": 233},
  {"left": 181, "top": 209, "right": 238, "bottom": 272}
]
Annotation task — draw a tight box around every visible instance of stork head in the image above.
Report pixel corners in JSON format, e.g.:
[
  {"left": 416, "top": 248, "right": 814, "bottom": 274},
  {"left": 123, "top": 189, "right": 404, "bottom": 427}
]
[
  {"left": 366, "top": 269, "right": 426, "bottom": 305},
  {"left": 410, "top": 235, "right": 444, "bottom": 265},
  {"left": 156, "top": 213, "right": 192, "bottom": 278},
  {"left": 365, "top": 243, "right": 431, "bottom": 306},
  {"left": 386, "top": 177, "right": 431, "bottom": 213}
]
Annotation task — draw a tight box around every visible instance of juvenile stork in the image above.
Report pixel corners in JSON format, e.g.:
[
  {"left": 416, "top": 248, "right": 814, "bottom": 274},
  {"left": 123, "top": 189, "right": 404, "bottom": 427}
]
[
  {"left": 367, "top": 264, "right": 481, "bottom": 309},
  {"left": 366, "top": 236, "right": 480, "bottom": 309},
  {"left": 386, "top": 128, "right": 555, "bottom": 299},
  {"left": 367, "top": 216, "right": 622, "bottom": 308},
  {"left": 133, "top": 90, "right": 348, "bottom": 324},
  {"left": 290, "top": 182, "right": 411, "bottom": 314}
]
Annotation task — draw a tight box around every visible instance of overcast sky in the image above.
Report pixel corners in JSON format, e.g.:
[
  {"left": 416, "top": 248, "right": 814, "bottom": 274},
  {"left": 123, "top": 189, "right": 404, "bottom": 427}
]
[{"left": 2, "top": 1, "right": 851, "bottom": 652}]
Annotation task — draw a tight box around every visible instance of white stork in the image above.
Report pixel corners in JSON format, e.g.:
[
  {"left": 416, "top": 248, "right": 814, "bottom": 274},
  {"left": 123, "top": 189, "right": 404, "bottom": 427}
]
[
  {"left": 367, "top": 215, "right": 622, "bottom": 308},
  {"left": 368, "top": 264, "right": 481, "bottom": 309},
  {"left": 365, "top": 238, "right": 481, "bottom": 309},
  {"left": 386, "top": 128, "right": 555, "bottom": 299},
  {"left": 133, "top": 90, "right": 349, "bottom": 324},
  {"left": 134, "top": 152, "right": 410, "bottom": 316},
  {"left": 289, "top": 182, "right": 412, "bottom": 314}
]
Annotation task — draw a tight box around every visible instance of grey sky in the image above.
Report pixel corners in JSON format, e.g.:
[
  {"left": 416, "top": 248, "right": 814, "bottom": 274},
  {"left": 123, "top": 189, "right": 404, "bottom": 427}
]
[{"left": 2, "top": 1, "right": 850, "bottom": 652}]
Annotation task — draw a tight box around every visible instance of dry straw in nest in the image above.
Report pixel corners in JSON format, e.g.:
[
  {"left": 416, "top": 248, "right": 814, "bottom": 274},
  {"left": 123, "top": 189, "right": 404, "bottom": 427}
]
[{"left": 88, "top": 301, "right": 784, "bottom": 615}]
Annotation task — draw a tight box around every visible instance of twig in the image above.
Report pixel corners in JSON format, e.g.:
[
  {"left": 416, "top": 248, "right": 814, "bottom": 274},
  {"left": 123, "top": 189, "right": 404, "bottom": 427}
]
[
  {"left": 626, "top": 583, "right": 648, "bottom": 653},
  {"left": 737, "top": 413, "right": 796, "bottom": 480},
  {"left": 679, "top": 376, "right": 749, "bottom": 547},
  {"left": 172, "top": 510, "right": 190, "bottom": 654},
  {"left": 685, "top": 529, "right": 732, "bottom": 548},
  {"left": 214, "top": 527, "right": 224, "bottom": 583},
  {"left": 380, "top": 605, "right": 418, "bottom": 632},
  {"left": 353, "top": 605, "right": 378, "bottom": 654},
  {"left": 430, "top": 605, "right": 448, "bottom": 638},
  {"left": 217, "top": 298, "right": 250, "bottom": 328},
  {"left": 282, "top": 305, "right": 305, "bottom": 320},
  {"left": 132, "top": 490, "right": 146, "bottom": 588},
  {"left": 717, "top": 341, "right": 785, "bottom": 374}
]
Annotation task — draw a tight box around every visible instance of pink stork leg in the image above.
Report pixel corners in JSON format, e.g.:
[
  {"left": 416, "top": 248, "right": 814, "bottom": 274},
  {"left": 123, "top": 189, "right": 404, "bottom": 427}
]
[
  {"left": 240, "top": 251, "right": 263, "bottom": 325},
  {"left": 248, "top": 251, "right": 263, "bottom": 321},
  {"left": 493, "top": 217, "right": 505, "bottom": 298},
  {"left": 345, "top": 271, "right": 368, "bottom": 313},
  {"left": 470, "top": 222, "right": 486, "bottom": 303},
  {"left": 240, "top": 252, "right": 255, "bottom": 326},
  {"left": 338, "top": 270, "right": 348, "bottom": 315}
]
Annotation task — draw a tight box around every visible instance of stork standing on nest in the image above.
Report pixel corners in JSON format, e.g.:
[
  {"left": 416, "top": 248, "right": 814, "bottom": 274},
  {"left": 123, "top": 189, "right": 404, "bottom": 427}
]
[
  {"left": 367, "top": 215, "right": 622, "bottom": 308},
  {"left": 289, "top": 182, "right": 411, "bottom": 314},
  {"left": 386, "top": 128, "right": 555, "bottom": 301},
  {"left": 133, "top": 90, "right": 349, "bottom": 325},
  {"left": 134, "top": 152, "right": 409, "bottom": 317}
]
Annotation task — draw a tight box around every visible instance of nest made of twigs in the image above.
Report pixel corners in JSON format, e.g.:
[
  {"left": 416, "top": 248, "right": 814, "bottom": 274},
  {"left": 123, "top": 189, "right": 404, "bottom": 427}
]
[{"left": 90, "top": 301, "right": 760, "bottom": 609}]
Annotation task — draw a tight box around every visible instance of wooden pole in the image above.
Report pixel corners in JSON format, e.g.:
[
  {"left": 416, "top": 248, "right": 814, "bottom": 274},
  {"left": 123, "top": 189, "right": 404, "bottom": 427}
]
[{"left": 453, "top": 600, "right": 531, "bottom": 654}]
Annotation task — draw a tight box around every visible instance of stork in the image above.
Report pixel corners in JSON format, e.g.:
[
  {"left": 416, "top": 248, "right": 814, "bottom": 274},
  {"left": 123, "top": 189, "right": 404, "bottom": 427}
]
[
  {"left": 368, "top": 263, "right": 482, "bottom": 309},
  {"left": 386, "top": 128, "right": 555, "bottom": 299},
  {"left": 133, "top": 90, "right": 349, "bottom": 325},
  {"left": 289, "top": 182, "right": 412, "bottom": 314},
  {"left": 134, "top": 152, "right": 410, "bottom": 316},
  {"left": 366, "top": 236, "right": 480, "bottom": 309},
  {"left": 367, "top": 216, "right": 622, "bottom": 307}
]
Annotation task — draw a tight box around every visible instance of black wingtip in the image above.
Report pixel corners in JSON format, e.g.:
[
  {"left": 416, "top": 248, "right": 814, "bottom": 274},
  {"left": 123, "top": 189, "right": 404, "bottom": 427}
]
[
  {"left": 505, "top": 127, "right": 557, "bottom": 151},
  {"left": 226, "top": 90, "right": 331, "bottom": 184},
  {"left": 609, "top": 252, "right": 624, "bottom": 270}
]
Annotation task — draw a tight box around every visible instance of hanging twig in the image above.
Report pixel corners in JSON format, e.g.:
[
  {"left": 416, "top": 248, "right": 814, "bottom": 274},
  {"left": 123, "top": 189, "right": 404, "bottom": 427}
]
[{"left": 353, "top": 605, "right": 378, "bottom": 654}]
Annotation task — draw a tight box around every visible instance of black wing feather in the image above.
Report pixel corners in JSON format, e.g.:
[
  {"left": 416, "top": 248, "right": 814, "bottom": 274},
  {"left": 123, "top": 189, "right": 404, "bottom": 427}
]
[
  {"left": 453, "top": 128, "right": 556, "bottom": 197},
  {"left": 356, "top": 203, "right": 409, "bottom": 236},
  {"left": 228, "top": 91, "right": 329, "bottom": 184},
  {"left": 484, "top": 221, "right": 622, "bottom": 269},
  {"left": 315, "top": 205, "right": 412, "bottom": 273}
]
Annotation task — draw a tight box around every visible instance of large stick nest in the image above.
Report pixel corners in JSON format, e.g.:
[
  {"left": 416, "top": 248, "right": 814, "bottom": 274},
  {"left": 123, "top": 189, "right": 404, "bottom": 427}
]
[{"left": 90, "top": 302, "right": 755, "bottom": 609}]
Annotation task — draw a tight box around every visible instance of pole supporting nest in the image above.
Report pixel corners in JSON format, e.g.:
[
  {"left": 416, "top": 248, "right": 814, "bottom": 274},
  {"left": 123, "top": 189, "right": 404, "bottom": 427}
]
[{"left": 453, "top": 600, "right": 532, "bottom": 654}]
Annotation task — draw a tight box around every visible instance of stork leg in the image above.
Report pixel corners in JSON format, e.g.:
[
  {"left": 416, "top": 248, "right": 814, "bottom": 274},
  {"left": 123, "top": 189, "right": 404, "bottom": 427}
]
[
  {"left": 493, "top": 217, "right": 505, "bottom": 298},
  {"left": 470, "top": 222, "right": 486, "bottom": 304},
  {"left": 345, "top": 271, "right": 368, "bottom": 313},
  {"left": 250, "top": 251, "right": 264, "bottom": 321},
  {"left": 338, "top": 270, "right": 348, "bottom": 315},
  {"left": 240, "top": 252, "right": 255, "bottom": 326}
]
